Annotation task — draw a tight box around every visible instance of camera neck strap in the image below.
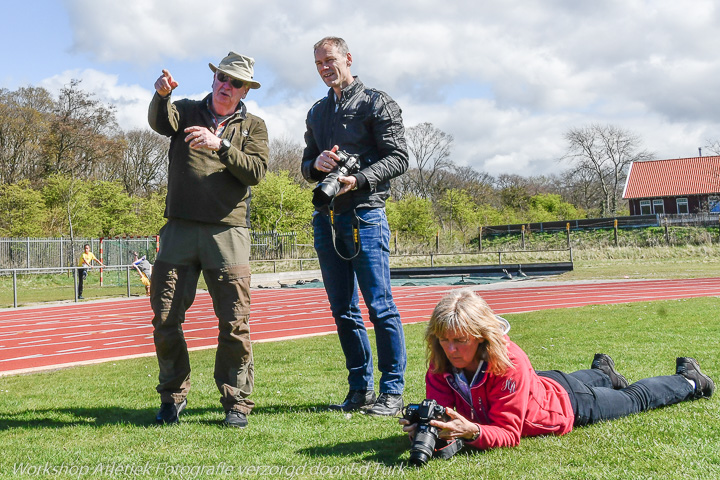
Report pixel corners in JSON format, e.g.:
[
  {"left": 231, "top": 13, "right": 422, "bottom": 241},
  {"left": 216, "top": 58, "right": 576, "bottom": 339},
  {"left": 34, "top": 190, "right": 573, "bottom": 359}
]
[{"left": 329, "top": 204, "right": 361, "bottom": 261}]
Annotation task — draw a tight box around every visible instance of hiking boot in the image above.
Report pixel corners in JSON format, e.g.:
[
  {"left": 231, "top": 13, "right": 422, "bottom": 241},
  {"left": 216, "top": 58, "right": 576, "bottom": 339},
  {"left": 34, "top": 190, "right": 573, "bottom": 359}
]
[
  {"left": 366, "top": 393, "right": 404, "bottom": 416},
  {"left": 223, "top": 410, "right": 248, "bottom": 428},
  {"left": 156, "top": 399, "right": 187, "bottom": 425},
  {"left": 329, "top": 389, "right": 376, "bottom": 412},
  {"left": 676, "top": 357, "right": 715, "bottom": 399},
  {"left": 591, "top": 353, "right": 629, "bottom": 389}
]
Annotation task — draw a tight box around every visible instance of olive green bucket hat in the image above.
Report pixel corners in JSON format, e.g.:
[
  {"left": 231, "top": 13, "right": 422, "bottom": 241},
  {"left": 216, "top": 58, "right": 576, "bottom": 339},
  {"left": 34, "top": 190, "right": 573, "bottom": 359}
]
[{"left": 209, "top": 52, "right": 261, "bottom": 89}]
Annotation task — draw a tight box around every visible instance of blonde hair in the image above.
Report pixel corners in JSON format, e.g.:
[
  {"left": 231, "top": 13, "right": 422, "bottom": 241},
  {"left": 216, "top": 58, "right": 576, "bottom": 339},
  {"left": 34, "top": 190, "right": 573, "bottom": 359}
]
[{"left": 426, "top": 290, "right": 513, "bottom": 375}]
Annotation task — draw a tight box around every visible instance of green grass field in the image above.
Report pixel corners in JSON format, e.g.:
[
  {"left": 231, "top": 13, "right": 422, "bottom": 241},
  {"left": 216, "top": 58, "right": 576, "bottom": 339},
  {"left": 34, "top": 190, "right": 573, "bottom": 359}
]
[{"left": 1, "top": 296, "right": 718, "bottom": 479}]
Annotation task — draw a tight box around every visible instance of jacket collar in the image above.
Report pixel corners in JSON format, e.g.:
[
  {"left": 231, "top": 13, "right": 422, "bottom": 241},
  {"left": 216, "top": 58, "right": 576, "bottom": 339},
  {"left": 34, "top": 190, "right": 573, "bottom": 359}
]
[
  {"left": 204, "top": 93, "right": 247, "bottom": 120},
  {"left": 328, "top": 76, "right": 364, "bottom": 106}
]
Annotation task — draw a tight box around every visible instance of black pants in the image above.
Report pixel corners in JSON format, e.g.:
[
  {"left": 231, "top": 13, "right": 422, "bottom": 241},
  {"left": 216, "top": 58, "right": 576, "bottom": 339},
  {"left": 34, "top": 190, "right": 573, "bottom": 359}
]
[
  {"left": 538, "top": 369, "right": 694, "bottom": 426},
  {"left": 77, "top": 268, "right": 88, "bottom": 296}
]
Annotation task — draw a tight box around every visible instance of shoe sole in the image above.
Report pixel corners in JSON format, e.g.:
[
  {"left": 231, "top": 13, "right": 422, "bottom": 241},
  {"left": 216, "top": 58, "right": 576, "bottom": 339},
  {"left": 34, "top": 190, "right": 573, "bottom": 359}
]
[
  {"left": 222, "top": 421, "right": 248, "bottom": 428},
  {"left": 327, "top": 403, "right": 375, "bottom": 413},
  {"left": 328, "top": 396, "right": 377, "bottom": 412},
  {"left": 365, "top": 408, "right": 402, "bottom": 417}
]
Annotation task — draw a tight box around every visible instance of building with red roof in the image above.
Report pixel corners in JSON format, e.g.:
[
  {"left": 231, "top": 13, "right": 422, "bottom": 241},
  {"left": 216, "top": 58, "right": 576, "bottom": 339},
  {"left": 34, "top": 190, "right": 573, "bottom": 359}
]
[{"left": 622, "top": 156, "right": 720, "bottom": 215}]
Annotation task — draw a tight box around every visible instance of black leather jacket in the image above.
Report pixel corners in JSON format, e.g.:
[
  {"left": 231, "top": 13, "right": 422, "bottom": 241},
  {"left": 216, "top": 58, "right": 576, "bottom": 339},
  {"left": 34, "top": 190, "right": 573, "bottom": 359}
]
[{"left": 301, "top": 77, "right": 408, "bottom": 214}]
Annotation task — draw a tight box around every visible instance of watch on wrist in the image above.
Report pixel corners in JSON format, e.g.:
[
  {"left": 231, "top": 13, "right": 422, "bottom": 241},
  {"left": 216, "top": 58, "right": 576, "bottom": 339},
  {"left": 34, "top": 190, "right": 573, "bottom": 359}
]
[
  {"left": 218, "top": 139, "right": 232, "bottom": 154},
  {"left": 469, "top": 424, "right": 481, "bottom": 441}
]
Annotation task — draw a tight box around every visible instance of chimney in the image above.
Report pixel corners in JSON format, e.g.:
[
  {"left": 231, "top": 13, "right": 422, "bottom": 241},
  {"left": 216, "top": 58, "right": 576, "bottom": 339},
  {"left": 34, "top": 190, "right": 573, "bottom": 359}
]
[{"left": 698, "top": 147, "right": 702, "bottom": 157}]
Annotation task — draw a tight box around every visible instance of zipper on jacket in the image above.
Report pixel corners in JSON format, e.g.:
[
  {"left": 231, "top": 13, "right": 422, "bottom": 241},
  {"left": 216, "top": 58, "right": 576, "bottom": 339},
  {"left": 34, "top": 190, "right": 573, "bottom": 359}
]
[
  {"left": 476, "top": 398, "right": 490, "bottom": 423},
  {"left": 446, "top": 377, "right": 486, "bottom": 423}
]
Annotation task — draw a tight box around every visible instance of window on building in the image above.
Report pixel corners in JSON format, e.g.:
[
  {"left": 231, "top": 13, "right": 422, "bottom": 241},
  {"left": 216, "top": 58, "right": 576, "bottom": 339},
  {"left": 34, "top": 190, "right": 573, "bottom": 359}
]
[
  {"left": 639, "top": 200, "right": 651, "bottom": 215},
  {"left": 710, "top": 196, "right": 720, "bottom": 213},
  {"left": 653, "top": 199, "right": 665, "bottom": 214},
  {"left": 676, "top": 198, "right": 689, "bottom": 214}
]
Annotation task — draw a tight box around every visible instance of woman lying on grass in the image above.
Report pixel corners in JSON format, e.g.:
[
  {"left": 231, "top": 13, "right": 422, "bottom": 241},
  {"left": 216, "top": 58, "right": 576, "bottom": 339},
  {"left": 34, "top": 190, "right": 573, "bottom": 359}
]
[{"left": 400, "top": 290, "right": 714, "bottom": 456}]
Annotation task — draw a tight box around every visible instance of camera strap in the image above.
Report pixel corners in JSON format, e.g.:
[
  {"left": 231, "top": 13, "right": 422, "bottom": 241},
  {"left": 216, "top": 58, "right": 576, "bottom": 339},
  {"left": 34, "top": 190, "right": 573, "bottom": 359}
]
[
  {"left": 434, "top": 438, "right": 464, "bottom": 460},
  {"left": 329, "top": 204, "right": 361, "bottom": 261}
]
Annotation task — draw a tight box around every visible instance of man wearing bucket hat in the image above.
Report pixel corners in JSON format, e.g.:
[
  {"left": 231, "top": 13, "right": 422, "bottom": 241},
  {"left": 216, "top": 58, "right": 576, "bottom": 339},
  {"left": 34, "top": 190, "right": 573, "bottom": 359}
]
[
  {"left": 301, "top": 37, "right": 409, "bottom": 416},
  {"left": 148, "top": 52, "right": 268, "bottom": 428}
]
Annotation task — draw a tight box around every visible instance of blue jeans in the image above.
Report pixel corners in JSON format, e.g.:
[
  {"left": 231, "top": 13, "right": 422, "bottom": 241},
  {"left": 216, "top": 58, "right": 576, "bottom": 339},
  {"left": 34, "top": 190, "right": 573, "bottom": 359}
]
[
  {"left": 313, "top": 207, "right": 406, "bottom": 395},
  {"left": 538, "top": 369, "right": 694, "bottom": 426}
]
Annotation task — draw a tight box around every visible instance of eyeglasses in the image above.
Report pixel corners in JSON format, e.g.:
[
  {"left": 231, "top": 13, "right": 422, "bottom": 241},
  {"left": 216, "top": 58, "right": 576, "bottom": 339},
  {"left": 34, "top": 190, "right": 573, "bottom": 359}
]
[{"left": 216, "top": 72, "right": 244, "bottom": 89}]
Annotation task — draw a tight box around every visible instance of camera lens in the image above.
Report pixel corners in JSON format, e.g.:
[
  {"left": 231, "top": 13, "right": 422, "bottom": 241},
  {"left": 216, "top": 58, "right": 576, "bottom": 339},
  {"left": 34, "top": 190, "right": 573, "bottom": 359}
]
[
  {"left": 312, "top": 173, "right": 342, "bottom": 208},
  {"left": 409, "top": 430, "right": 437, "bottom": 466}
]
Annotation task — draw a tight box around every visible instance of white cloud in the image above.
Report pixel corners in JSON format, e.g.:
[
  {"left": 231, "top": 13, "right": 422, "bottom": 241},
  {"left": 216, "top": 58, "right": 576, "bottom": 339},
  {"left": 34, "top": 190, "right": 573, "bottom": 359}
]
[{"left": 45, "top": 0, "right": 720, "bottom": 177}]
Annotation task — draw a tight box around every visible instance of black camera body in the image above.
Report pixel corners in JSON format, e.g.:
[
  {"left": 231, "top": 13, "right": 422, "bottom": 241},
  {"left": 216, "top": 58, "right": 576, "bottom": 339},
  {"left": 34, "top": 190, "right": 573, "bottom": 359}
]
[
  {"left": 312, "top": 150, "right": 361, "bottom": 208},
  {"left": 403, "top": 399, "right": 450, "bottom": 466}
]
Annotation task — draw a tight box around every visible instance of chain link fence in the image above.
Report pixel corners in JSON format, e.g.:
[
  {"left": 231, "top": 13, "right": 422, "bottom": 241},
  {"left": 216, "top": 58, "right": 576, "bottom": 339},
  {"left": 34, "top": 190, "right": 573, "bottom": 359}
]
[{"left": 0, "top": 231, "right": 298, "bottom": 272}]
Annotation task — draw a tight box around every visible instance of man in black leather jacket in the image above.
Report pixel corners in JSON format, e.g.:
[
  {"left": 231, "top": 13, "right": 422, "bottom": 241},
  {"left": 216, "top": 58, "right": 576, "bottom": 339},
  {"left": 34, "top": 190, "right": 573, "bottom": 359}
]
[{"left": 301, "top": 36, "right": 409, "bottom": 416}]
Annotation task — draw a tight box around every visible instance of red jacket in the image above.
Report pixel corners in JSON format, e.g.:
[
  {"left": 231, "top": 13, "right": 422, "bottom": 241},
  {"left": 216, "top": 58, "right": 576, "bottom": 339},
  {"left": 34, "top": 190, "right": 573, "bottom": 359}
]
[{"left": 425, "top": 338, "right": 574, "bottom": 450}]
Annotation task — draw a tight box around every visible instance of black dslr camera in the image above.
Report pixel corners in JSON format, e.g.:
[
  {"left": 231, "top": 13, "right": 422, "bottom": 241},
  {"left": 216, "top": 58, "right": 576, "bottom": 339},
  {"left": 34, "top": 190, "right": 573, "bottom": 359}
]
[
  {"left": 402, "top": 399, "right": 451, "bottom": 466},
  {"left": 312, "top": 150, "right": 361, "bottom": 208}
]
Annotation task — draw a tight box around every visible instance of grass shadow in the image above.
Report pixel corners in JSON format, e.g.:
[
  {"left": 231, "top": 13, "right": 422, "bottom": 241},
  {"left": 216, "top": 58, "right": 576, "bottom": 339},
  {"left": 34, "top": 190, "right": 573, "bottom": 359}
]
[
  {"left": 0, "top": 402, "right": 361, "bottom": 429},
  {"left": 298, "top": 435, "right": 409, "bottom": 466},
  {"left": 0, "top": 404, "right": 240, "bottom": 429}
]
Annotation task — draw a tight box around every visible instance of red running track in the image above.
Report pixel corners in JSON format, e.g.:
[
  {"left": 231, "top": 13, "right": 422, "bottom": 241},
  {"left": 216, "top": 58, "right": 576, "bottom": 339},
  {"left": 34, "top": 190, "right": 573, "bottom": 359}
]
[{"left": 1, "top": 277, "right": 719, "bottom": 376}]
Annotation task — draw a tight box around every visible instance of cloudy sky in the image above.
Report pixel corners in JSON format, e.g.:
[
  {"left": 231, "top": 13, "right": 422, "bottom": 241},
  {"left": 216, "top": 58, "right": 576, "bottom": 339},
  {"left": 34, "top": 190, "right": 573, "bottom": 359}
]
[{"left": 3, "top": 0, "right": 719, "bottom": 177}]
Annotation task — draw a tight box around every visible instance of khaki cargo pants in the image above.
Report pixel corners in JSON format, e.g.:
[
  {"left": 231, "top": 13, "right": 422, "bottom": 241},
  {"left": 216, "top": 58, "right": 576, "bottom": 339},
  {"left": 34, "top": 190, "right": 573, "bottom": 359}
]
[{"left": 150, "top": 218, "right": 254, "bottom": 414}]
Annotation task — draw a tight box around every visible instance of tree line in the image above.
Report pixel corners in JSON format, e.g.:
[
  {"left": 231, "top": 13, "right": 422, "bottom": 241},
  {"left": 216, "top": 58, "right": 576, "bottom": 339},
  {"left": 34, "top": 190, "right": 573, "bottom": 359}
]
[{"left": 1, "top": 82, "right": 670, "bottom": 249}]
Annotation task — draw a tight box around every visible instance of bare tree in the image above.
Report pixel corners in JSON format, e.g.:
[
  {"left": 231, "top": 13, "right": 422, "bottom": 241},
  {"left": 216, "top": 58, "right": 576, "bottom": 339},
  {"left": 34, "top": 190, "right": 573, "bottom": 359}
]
[
  {"left": 560, "top": 166, "right": 604, "bottom": 215},
  {"left": 496, "top": 174, "right": 532, "bottom": 212},
  {"left": 405, "top": 122, "right": 454, "bottom": 199},
  {"left": 113, "top": 129, "right": 169, "bottom": 196},
  {"left": 0, "top": 87, "right": 53, "bottom": 185},
  {"left": 390, "top": 167, "right": 421, "bottom": 200},
  {"left": 704, "top": 140, "right": 720, "bottom": 156},
  {"left": 440, "top": 165, "right": 496, "bottom": 205},
  {"left": 42, "top": 79, "right": 124, "bottom": 179},
  {"left": 268, "top": 135, "right": 308, "bottom": 186},
  {"left": 564, "top": 124, "right": 652, "bottom": 216}
]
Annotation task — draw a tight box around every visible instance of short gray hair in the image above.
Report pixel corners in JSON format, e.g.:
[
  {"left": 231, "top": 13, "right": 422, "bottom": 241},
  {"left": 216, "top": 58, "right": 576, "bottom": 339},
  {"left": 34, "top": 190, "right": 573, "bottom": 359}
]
[{"left": 313, "top": 36, "right": 349, "bottom": 56}]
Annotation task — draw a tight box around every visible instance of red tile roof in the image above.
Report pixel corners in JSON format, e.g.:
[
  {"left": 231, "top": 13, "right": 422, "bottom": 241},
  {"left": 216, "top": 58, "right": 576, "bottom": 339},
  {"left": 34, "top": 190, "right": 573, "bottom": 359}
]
[{"left": 623, "top": 156, "right": 720, "bottom": 199}]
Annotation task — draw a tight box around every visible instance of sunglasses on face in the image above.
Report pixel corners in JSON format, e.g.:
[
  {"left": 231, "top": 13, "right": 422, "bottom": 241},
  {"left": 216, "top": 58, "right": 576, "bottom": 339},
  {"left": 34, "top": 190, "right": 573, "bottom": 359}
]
[{"left": 216, "top": 72, "right": 244, "bottom": 89}]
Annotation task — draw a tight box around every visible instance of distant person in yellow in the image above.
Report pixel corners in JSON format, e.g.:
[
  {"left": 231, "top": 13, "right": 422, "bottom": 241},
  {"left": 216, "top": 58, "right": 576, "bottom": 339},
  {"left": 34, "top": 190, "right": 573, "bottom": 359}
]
[
  {"left": 131, "top": 251, "right": 153, "bottom": 296},
  {"left": 77, "top": 244, "right": 104, "bottom": 299}
]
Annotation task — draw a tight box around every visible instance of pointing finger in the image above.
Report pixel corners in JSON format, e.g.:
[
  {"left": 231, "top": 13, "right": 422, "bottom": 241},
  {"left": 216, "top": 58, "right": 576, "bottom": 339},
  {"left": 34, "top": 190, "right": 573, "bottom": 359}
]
[{"left": 161, "top": 69, "right": 178, "bottom": 89}]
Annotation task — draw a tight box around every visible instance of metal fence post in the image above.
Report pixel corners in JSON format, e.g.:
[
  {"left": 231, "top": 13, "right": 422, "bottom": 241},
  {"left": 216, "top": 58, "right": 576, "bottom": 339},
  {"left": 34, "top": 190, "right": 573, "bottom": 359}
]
[
  {"left": 73, "top": 266, "right": 78, "bottom": 302},
  {"left": 614, "top": 219, "right": 619, "bottom": 247},
  {"left": 566, "top": 222, "right": 571, "bottom": 249},
  {"left": 13, "top": 269, "right": 18, "bottom": 308},
  {"left": 126, "top": 266, "right": 131, "bottom": 297}
]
